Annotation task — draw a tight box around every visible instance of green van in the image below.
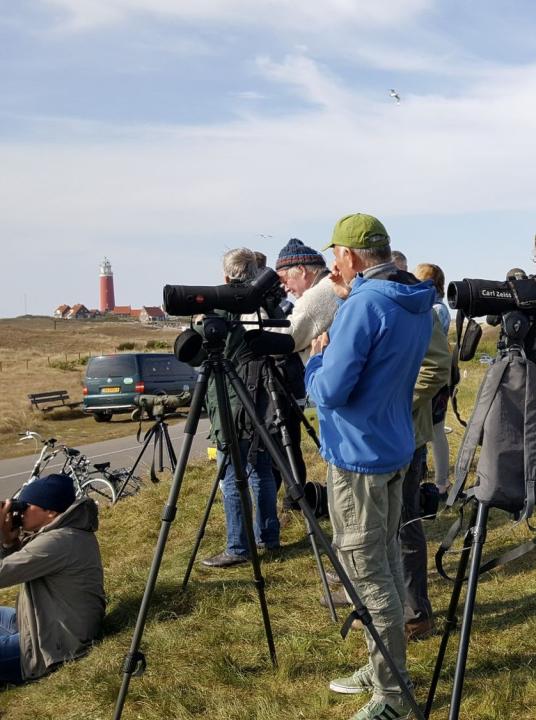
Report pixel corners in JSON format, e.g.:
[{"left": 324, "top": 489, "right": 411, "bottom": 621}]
[{"left": 83, "top": 353, "right": 198, "bottom": 422}]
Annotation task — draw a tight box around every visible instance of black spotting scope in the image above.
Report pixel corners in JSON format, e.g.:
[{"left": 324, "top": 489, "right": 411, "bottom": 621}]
[
  {"left": 163, "top": 268, "right": 284, "bottom": 316},
  {"left": 447, "top": 276, "right": 536, "bottom": 317}
]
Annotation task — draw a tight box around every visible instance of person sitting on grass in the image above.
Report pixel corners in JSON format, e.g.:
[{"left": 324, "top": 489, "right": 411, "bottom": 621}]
[{"left": 0, "top": 474, "right": 105, "bottom": 686}]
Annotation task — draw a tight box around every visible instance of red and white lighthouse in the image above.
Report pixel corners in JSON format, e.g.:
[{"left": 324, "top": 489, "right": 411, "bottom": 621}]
[{"left": 99, "top": 258, "right": 116, "bottom": 313}]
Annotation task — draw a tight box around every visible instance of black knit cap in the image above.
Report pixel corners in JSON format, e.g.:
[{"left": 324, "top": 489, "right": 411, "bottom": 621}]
[
  {"left": 276, "top": 238, "right": 326, "bottom": 271},
  {"left": 18, "top": 473, "right": 76, "bottom": 513}
]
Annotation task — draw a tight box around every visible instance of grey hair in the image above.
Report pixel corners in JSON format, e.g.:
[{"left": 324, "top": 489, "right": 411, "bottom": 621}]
[
  {"left": 222, "top": 248, "right": 258, "bottom": 282},
  {"left": 350, "top": 244, "right": 392, "bottom": 267},
  {"left": 285, "top": 263, "right": 325, "bottom": 278}
]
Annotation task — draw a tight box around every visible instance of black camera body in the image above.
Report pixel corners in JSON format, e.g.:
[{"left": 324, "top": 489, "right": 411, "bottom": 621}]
[
  {"left": 419, "top": 482, "right": 439, "bottom": 520},
  {"left": 1, "top": 499, "right": 29, "bottom": 529}
]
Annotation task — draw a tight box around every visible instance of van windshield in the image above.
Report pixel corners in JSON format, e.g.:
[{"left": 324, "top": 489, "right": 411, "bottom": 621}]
[
  {"left": 86, "top": 356, "right": 138, "bottom": 379},
  {"left": 139, "top": 356, "right": 185, "bottom": 379}
]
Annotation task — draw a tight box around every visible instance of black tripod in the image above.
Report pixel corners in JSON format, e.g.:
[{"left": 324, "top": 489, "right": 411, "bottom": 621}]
[
  {"left": 113, "top": 316, "right": 424, "bottom": 720},
  {"left": 181, "top": 354, "right": 339, "bottom": 621},
  {"left": 424, "top": 499, "right": 486, "bottom": 719},
  {"left": 114, "top": 414, "right": 177, "bottom": 502}
]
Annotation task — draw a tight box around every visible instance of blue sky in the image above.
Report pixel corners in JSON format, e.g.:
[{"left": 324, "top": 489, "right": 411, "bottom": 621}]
[{"left": 1, "top": 0, "right": 535, "bottom": 317}]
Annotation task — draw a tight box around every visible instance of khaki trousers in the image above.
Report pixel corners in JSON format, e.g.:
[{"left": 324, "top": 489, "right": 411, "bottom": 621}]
[{"left": 327, "top": 463, "right": 410, "bottom": 700}]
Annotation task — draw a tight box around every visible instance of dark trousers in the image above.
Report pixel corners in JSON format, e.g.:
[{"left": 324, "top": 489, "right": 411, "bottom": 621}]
[
  {"left": 272, "top": 409, "right": 307, "bottom": 511},
  {"left": 400, "top": 445, "right": 433, "bottom": 624}
]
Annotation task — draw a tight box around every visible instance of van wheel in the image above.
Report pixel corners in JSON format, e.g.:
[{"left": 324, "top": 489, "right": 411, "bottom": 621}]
[
  {"left": 131, "top": 408, "right": 141, "bottom": 422},
  {"left": 94, "top": 412, "right": 112, "bottom": 423}
]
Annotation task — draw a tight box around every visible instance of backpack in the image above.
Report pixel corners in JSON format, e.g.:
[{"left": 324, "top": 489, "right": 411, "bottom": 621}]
[{"left": 448, "top": 348, "right": 536, "bottom": 519}]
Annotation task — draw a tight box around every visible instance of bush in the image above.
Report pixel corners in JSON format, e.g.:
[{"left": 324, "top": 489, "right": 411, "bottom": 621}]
[
  {"left": 49, "top": 359, "right": 80, "bottom": 372},
  {"left": 145, "top": 340, "right": 170, "bottom": 350},
  {"left": 117, "top": 342, "right": 136, "bottom": 351}
]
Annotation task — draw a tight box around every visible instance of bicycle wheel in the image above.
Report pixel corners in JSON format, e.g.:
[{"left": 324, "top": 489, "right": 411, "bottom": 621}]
[
  {"left": 81, "top": 478, "right": 116, "bottom": 506},
  {"left": 112, "top": 469, "right": 143, "bottom": 499}
]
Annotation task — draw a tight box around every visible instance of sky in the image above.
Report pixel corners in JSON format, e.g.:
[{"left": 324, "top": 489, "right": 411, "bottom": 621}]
[{"left": 1, "top": 0, "right": 535, "bottom": 318}]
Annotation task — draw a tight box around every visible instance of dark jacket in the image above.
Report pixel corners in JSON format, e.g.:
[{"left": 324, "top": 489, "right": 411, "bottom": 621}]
[{"left": 204, "top": 310, "right": 277, "bottom": 446}]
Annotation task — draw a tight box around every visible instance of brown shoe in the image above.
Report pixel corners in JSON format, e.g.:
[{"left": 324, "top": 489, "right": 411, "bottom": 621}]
[
  {"left": 405, "top": 617, "right": 435, "bottom": 641},
  {"left": 320, "top": 588, "right": 351, "bottom": 608}
]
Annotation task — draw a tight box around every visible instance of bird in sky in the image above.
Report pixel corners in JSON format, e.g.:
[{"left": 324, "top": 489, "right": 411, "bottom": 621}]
[{"left": 389, "top": 89, "right": 401, "bottom": 103}]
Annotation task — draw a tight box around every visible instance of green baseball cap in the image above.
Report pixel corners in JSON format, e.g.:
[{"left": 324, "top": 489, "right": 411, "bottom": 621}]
[{"left": 322, "top": 213, "right": 390, "bottom": 251}]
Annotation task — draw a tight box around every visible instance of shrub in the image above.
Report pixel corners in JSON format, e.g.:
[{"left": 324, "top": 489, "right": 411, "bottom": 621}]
[
  {"left": 145, "top": 340, "right": 170, "bottom": 350},
  {"left": 117, "top": 342, "right": 136, "bottom": 351},
  {"left": 49, "top": 359, "right": 80, "bottom": 372}
]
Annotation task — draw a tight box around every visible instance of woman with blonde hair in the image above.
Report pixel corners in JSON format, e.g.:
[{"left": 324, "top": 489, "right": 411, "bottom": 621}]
[{"left": 413, "top": 263, "right": 451, "bottom": 497}]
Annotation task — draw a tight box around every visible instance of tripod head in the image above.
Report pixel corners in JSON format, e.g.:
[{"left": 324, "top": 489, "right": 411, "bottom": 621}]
[{"left": 174, "top": 314, "right": 293, "bottom": 366}]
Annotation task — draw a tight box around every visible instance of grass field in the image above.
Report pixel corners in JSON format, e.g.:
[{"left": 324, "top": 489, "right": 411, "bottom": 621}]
[
  {"left": 1, "top": 318, "right": 535, "bottom": 720},
  {"left": 0, "top": 317, "right": 185, "bottom": 459}
]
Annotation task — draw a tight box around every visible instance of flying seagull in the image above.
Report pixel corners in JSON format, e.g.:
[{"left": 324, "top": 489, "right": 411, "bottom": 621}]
[{"left": 389, "top": 89, "right": 401, "bottom": 103}]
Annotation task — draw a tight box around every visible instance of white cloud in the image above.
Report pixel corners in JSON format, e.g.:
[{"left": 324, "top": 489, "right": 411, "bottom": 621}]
[
  {"left": 41, "top": 0, "right": 431, "bottom": 32},
  {"left": 232, "top": 91, "right": 267, "bottom": 101},
  {"left": 2, "top": 54, "right": 535, "bottom": 258}
]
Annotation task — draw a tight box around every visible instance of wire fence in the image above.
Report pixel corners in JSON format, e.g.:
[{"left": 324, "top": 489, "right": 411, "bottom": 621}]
[
  {"left": 0, "top": 352, "right": 99, "bottom": 372},
  {"left": 0, "top": 344, "right": 175, "bottom": 372}
]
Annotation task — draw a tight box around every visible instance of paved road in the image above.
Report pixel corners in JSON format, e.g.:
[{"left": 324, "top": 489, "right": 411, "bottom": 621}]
[{"left": 0, "top": 418, "right": 212, "bottom": 498}]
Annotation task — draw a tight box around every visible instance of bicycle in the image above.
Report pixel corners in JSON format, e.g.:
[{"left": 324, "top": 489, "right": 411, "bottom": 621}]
[
  {"left": 65, "top": 453, "right": 142, "bottom": 505},
  {"left": 17, "top": 432, "right": 141, "bottom": 506}
]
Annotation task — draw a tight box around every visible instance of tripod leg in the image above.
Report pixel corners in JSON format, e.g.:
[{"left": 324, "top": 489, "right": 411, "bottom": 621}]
[
  {"left": 448, "top": 502, "right": 489, "bottom": 720},
  {"left": 213, "top": 362, "right": 277, "bottom": 667},
  {"left": 304, "top": 516, "right": 338, "bottom": 621},
  {"left": 225, "top": 359, "right": 424, "bottom": 720},
  {"left": 267, "top": 361, "right": 337, "bottom": 621},
  {"left": 162, "top": 422, "right": 177, "bottom": 469},
  {"left": 113, "top": 365, "right": 210, "bottom": 720},
  {"left": 181, "top": 452, "right": 230, "bottom": 590},
  {"left": 114, "top": 424, "right": 158, "bottom": 503},
  {"left": 424, "top": 501, "right": 479, "bottom": 718},
  {"left": 271, "top": 364, "right": 320, "bottom": 449},
  {"left": 157, "top": 423, "right": 164, "bottom": 473}
]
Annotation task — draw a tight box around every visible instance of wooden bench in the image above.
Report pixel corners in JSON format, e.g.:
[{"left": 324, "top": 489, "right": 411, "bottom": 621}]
[{"left": 28, "top": 390, "right": 81, "bottom": 412}]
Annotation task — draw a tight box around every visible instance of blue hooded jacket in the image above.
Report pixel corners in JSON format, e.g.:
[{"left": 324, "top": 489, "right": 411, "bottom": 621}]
[{"left": 305, "top": 275, "right": 434, "bottom": 474}]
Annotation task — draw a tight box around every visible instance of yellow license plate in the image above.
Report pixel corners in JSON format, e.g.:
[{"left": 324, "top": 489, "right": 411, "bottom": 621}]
[{"left": 101, "top": 386, "right": 120, "bottom": 394}]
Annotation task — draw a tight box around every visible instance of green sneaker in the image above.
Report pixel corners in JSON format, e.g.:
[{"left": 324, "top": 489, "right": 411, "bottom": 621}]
[
  {"left": 329, "top": 663, "right": 374, "bottom": 694},
  {"left": 350, "top": 697, "right": 411, "bottom": 720}
]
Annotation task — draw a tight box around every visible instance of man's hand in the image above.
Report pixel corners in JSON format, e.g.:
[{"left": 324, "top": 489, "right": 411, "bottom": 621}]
[
  {"left": 0, "top": 500, "right": 19, "bottom": 547},
  {"left": 310, "top": 332, "right": 330, "bottom": 357},
  {"left": 329, "top": 261, "right": 351, "bottom": 300}
]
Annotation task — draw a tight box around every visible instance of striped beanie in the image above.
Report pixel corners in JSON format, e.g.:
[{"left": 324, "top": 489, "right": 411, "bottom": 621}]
[{"left": 276, "top": 238, "right": 326, "bottom": 271}]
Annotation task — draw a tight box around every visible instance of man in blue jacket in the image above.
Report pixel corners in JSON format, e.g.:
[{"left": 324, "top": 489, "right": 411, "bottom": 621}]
[{"left": 306, "top": 213, "right": 434, "bottom": 720}]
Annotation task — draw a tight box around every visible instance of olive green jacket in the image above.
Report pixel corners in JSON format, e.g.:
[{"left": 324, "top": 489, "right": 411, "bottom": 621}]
[{"left": 412, "top": 312, "right": 451, "bottom": 449}]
